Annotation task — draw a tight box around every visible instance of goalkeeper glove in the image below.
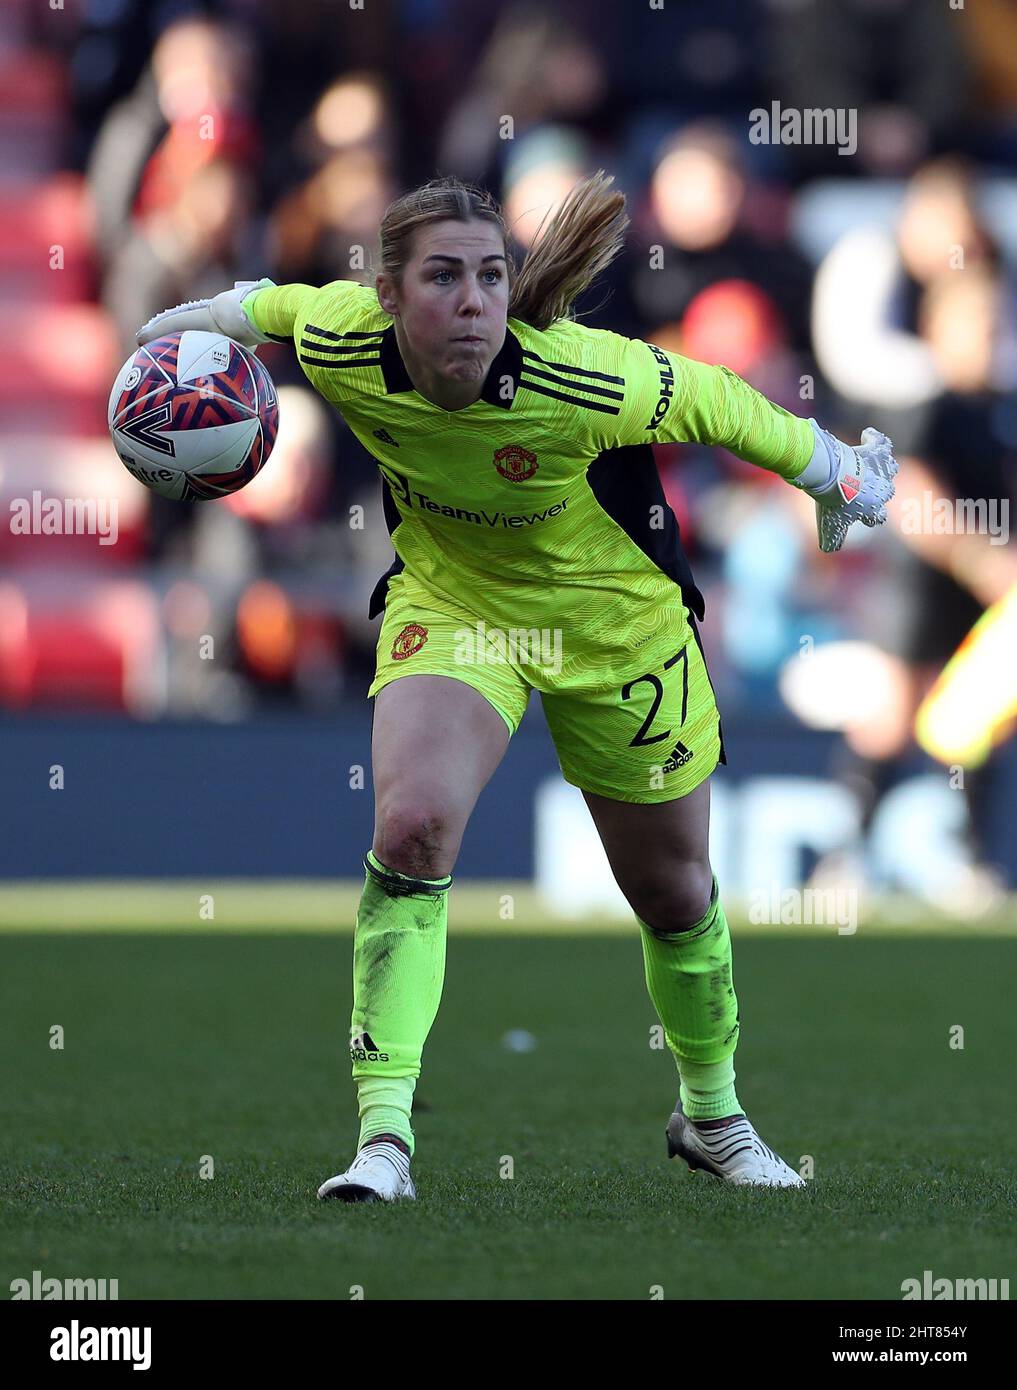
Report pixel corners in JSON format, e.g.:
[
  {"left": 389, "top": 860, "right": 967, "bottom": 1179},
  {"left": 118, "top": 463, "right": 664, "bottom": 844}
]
[
  {"left": 135, "top": 278, "right": 276, "bottom": 349},
  {"left": 793, "top": 419, "right": 898, "bottom": 553}
]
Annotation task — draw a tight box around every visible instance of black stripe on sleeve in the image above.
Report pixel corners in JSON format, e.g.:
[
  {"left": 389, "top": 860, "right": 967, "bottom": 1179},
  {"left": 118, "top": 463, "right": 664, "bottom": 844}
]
[{"left": 518, "top": 379, "right": 621, "bottom": 414}]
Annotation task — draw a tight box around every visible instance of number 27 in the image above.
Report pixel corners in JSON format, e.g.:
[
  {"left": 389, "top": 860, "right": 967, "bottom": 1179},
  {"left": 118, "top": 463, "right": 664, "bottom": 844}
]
[{"left": 621, "top": 646, "right": 688, "bottom": 747}]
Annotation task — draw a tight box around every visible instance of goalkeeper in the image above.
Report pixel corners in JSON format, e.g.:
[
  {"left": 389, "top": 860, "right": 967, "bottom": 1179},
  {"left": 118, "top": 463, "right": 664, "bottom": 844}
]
[{"left": 139, "top": 172, "right": 897, "bottom": 1197}]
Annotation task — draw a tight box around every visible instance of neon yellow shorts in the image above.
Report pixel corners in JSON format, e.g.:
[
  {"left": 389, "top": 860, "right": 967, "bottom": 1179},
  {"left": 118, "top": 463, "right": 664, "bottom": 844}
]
[{"left": 368, "top": 573, "right": 724, "bottom": 803}]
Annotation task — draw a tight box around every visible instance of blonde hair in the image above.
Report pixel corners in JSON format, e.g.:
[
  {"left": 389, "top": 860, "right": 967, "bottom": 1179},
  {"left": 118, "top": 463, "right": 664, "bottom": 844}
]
[{"left": 377, "top": 170, "right": 628, "bottom": 330}]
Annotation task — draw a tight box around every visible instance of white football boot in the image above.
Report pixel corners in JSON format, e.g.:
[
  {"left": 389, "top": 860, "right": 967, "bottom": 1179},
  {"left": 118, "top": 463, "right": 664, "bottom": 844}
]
[
  {"left": 317, "top": 1140, "right": 416, "bottom": 1203},
  {"left": 666, "top": 1094, "right": 805, "bottom": 1188}
]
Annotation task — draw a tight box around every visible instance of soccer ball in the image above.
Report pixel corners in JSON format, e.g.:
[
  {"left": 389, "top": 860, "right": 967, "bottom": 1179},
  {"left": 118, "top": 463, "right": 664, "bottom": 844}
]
[{"left": 108, "top": 330, "right": 279, "bottom": 500}]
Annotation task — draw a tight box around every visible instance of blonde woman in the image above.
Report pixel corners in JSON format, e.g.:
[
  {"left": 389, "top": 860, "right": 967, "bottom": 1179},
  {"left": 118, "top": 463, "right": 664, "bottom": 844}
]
[{"left": 139, "top": 173, "right": 896, "bottom": 1200}]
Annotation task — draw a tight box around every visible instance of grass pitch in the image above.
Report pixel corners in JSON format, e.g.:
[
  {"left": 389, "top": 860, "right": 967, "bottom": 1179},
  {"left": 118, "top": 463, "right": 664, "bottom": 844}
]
[{"left": 2, "top": 929, "right": 1014, "bottom": 1300}]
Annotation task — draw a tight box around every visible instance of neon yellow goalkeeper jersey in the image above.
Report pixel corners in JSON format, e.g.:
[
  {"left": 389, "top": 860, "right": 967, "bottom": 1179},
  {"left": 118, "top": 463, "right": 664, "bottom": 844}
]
[{"left": 246, "top": 279, "right": 813, "bottom": 671}]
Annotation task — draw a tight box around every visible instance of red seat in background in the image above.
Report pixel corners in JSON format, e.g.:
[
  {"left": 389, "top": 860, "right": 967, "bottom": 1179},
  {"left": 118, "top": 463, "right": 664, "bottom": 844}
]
[
  {"left": 0, "top": 304, "right": 116, "bottom": 435},
  {"left": 0, "top": 173, "right": 95, "bottom": 305},
  {"left": 0, "top": 580, "right": 161, "bottom": 713},
  {"left": 0, "top": 436, "right": 149, "bottom": 566},
  {"left": 0, "top": 46, "right": 67, "bottom": 191}
]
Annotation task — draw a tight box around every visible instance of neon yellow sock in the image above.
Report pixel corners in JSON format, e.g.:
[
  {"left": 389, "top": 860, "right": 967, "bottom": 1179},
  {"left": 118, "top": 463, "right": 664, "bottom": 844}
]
[
  {"left": 350, "top": 850, "right": 452, "bottom": 1156},
  {"left": 355, "top": 1075, "right": 418, "bottom": 1153},
  {"left": 638, "top": 876, "right": 742, "bottom": 1121}
]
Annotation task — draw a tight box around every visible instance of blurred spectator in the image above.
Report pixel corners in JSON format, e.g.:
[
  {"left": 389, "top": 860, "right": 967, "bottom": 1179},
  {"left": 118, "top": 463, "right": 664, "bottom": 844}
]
[
  {"left": 678, "top": 280, "right": 797, "bottom": 403},
  {"left": 85, "top": 17, "right": 258, "bottom": 269},
  {"left": 103, "top": 158, "right": 258, "bottom": 359},
  {"left": 806, "top": 261, "right": 1016, "bottom": 893},
  {"left": 624, "top": 122, "right": 814, "bottom": 350},
  {"left": 493, "top": 126, "right": 637, "bottom": 331},
  {"left": 438, "top": 2, "right": 607, "bottom": 186},
  {"left": 299, "top": 72, "right": 395, "bottom": 167},
  {"left": 267, "top": 148, "right": 396, "bottom": 287},
  {"left": 811, "top": 157, "right": 1002, "bottom": 422},
  {"left": 502, "top": 127, "right": 592, "bottom": 251},
  {"left": 892, "top": 264, "right": 1017, "bottom": 648}
]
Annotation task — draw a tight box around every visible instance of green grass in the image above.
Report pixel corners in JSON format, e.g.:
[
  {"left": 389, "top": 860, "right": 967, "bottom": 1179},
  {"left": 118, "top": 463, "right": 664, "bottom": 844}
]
[
  {"left": 2, "top": 880, "right": 1016, "bottom": 932},
  {"left": 2, "top": 932, "right": 1014, "bottom": 1299}
]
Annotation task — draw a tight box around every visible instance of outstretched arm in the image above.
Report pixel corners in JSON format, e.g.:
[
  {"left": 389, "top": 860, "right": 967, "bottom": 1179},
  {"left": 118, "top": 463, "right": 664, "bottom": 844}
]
[
  {"left": 243, "top": 283, "right": 320, "bottom": 342},
  {"left": 605, "top": 340, "right": 813, "bottom": 478},
  {"left": 135, "top": 279, "right": 321, "bottom": 348},
  {"left": 606, "top": 337, "right": 897, "bottom": 552}
]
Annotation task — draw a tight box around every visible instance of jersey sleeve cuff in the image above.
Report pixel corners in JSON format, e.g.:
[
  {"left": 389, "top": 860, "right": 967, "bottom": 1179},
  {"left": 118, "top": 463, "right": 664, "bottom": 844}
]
[{"left": 792, "top": 419, "right": 840, "bottom": 494}]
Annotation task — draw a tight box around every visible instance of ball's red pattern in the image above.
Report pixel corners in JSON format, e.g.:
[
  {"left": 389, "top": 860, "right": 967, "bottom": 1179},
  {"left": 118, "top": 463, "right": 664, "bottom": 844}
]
[{"left": 108, "top": 332, "right": 279, "bottom": 501}]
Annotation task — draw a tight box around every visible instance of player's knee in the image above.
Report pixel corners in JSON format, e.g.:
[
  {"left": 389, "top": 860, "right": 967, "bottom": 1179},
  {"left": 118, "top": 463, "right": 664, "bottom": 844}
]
[
  {"left": 374, "top": 803, "right": 454, "bottom": 879},
  {"left": 629, "top": 860, "right": 714, "bottom": 934}
]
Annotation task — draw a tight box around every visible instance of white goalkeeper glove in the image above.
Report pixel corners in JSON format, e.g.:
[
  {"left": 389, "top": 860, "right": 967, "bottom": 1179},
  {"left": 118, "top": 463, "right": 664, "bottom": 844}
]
[
  {"left": 793, "top": 418, "right": 898, "bottom": 553},
  {"left": 135, "top": 277, "right": 277, "bottom": 348}
]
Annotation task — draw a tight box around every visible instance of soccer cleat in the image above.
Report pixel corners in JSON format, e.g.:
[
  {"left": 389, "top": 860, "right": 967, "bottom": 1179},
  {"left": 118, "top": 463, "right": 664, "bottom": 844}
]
[
  {"left": 666, "top": 1094, "right": 805, "bottom": 1187},
  {"left": 316, "top": 1140, "right": 416, "bottom": 1203}
]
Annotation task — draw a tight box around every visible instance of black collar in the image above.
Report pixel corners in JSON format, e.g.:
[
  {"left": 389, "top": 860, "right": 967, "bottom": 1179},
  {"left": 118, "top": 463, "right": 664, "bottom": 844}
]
[{"left": 379, "top": 324, "right": 522, "bottom": 409}]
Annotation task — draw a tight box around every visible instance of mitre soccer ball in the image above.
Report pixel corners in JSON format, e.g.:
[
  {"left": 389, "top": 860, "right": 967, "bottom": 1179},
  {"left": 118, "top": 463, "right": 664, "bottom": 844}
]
[{"left": 108, "top": 331, "right": 279, "bottom": 500}]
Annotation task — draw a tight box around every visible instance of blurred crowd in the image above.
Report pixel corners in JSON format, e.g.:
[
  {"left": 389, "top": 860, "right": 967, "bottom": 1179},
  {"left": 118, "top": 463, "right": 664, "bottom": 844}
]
[{"left": 2, "top": 0, "right": 1016, "bottom": 884}]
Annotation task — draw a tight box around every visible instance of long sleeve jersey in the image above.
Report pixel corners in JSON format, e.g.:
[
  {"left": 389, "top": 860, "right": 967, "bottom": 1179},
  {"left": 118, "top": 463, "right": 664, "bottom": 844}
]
[{"left": 246, "top": 279, "right": 813, "bottom": 665}]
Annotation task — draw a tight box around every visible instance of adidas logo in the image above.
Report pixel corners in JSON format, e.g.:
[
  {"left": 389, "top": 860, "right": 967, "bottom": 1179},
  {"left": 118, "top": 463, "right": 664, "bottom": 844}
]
[
  {"left": 350, "top": 1030, "right": 390, "bottom": 1062},
  {"left": 661, "top": 739, "right": 694, "bottom": 773}
]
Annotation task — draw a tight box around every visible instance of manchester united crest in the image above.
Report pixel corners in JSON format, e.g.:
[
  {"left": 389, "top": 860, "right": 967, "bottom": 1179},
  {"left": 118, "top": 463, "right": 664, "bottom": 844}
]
[
  {"left": 493, "top": 444, "right": 538, "bottom": 482},
  {"left": 391, "top": 622, "right": 428, "bottom": 660}
]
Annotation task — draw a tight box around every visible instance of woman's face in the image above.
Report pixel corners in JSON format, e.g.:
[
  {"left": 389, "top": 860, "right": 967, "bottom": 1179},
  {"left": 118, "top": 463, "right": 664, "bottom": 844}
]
[{"left": 376, "top": 218, "right": 510, "bottom": 386}]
